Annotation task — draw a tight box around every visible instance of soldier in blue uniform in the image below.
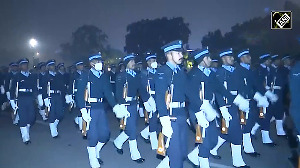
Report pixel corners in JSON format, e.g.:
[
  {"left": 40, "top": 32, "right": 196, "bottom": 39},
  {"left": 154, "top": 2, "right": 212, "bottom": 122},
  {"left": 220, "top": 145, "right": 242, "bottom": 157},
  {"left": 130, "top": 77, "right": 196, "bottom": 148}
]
[
  {"left": 210, "top": 59, "right": 219, "bottom": 72},
  {"left": 270, "top": 55, "right": 287, "bottom": 136},
  {"left": 57, "top": 63, "right": 73, "bottom": 109},
  {"left": 70, "top": 61, "right": 84, "bottom": 132},
  {"left": 187, "top": 47, "right": 235, "bottom": 168},
  {"left": 5, "top": 62, "right": 19, "bottom": 124},
  {"left": 76, "top": 53, "right": 131, "bottom": 168},
  {"left": 113, "top": 53, "right": 156, "bottom": 163},
  {"left": 107, "top": 64, "right": 116, "bottom": 95},
  {"left": 36, "top": 62, "right": 47, "bottom": 121},
  {"left": 210, "top": 48, "right": 250, "bottom": 168},
  {"left": 155, "top": 40, "right": 200, "bottom": 168},
  {"left": 139, "top": 52, "right": 159, "bottom": 150},
  {"left": 250, "top": 54, "right": 279, "bottom": 146},
  {"left": 42, "top": 60, "right": 66, "bottom": 138},
  {"left": 236, "top": 49, "right": 270, "bottom": 157},
  {"left": 289, "top": 61, "right": 300, "bottom": 167},
  {"left": 10, "top": 58, "right": 37, "bottom": 144}
]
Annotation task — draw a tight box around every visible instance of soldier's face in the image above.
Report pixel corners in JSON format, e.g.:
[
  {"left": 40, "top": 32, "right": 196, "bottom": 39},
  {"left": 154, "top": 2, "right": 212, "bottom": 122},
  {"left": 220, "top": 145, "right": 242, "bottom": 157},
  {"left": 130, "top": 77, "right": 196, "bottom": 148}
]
[
  {"left": 284, "top": 59, "right": 291, "bottom": 66},
  {"left": 202, "top": 56, "right": 212, "bottom": 67},
  {"left": 76, "top": 64, "right": 84, "bottom": 71},
  {"left": 11, "top": 66, "right": 18, "bottom": 72},
  {"left": 127, "top": 60, "right": 135, "bottom": 70},
  {"left": 169, "top": 51, "right": 183, "bottom": 65},
  {"left": 40, "top": 66, "right": 46, "bottom": 72},
  {"left": 222, "top": 56, "right": 234, "bottom": 65},
  {"left": 48, "top": 65, "right": 55, "bottom": 71},
  {"left": 273, "top": 59, "right": 281, "bottom": 66},
  {"left": 20, "top": 63, "right": 28, "bottom": 71},
  {"left": 147, "top": 58, "right": 156, "bottom": 68},
  {"left": 265, "top": 59, "right": 272, "bottom": 66},
  {"left": 240, "top": 55, "right": 251, "bottom": 64}
]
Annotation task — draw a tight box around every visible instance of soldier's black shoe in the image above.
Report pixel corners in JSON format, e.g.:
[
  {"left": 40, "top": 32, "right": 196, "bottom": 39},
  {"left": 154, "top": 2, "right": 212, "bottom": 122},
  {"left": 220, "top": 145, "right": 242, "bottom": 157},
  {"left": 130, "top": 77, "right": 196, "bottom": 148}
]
[
  {"left": 133, "top": 158, "right": 145, "bottom": 163},
  {"left": 210, "top": 154, "right": 221, "bottom": 159},
  {"left": 97, "top": 158, "right": 103, "bottom": 165},
  {"left": 140, "top": 135, "right": 150, "bottom": 143},
  {"left": 82, "top": 135, "right": 87, "bottom": 140},
  {"left": 244, "top": 152, "right": 260, "bottom": 157},
  {"left": 263, "top": 142, "right": 277, "bottom": 147},
  {"left": 53, "top": 135, "right": 59, "bottom": 139},
  {"left": 250, "top": 134, "right": 257, "bottom": 140},
  {"left": 187, "top": 158, "right": 200, "bottom": 168},
  {"left": 24, "top": 140, "right": 31, "bottom": 145},
  {"left": 277, "top": 135, "right": 288, "bottom": 139},
  {"left": 234, "top": 165, "right": 250, "bottom": 168}
]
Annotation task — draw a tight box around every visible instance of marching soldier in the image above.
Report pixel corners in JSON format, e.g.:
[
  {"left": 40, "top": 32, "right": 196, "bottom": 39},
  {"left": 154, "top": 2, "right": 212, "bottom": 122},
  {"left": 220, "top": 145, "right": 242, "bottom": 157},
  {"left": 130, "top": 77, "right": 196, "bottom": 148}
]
[
  {"left": 155, "top": 40, "right": 197, "bottom": 168},
  {"left": 210, "top": 48, "right": 250, "bottom": 168},
  {"left": 236, "top": 49, "right": 269, "bottom": 157},
  {"left": 10, "top": 58, "right": 37, "bottom": 144},
  {"left": 107, "top": 64, "right": 116, "bottom": 95},
  {"left": 5, "top": 62, "right": 19, "bottom": 124},
  {"left": 70, "top": 61, "right": 84, "bottom": 132},
  {"left": 270, "top": 55, "right": 287, "bottom": 136},
  {"left": 250, "top": 54, "right": 279, "bottom": 146},
  {"left": 187, "top": 47, "right": 230, "bottom": 168},
  {"left": 36, "top": 62, "right": 48, "bottom": 121},
  {"left": 42, "top": 60, "right": 66, "bottom": 138},
  {"left": 76, "top": 53, "right": 130, "bottom": 168},
  {"left": 57, "top": 63, "right": 72, "bottom": 109},
  {"left": 139, "top": 52, "right": 159, "bottom": 150},
  {"left": 113, "top": 53, "right": 155, "bottom": 163}
]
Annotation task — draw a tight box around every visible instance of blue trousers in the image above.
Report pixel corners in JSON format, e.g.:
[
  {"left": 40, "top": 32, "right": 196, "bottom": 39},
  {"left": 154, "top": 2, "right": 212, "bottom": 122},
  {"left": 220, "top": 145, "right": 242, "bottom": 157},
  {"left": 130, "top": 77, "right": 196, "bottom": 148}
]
[
  {"left": 18, "top": 95, "right": 35, "bottom": 127},
  {"left": 124, "top": 102, "right": 138, "bottom": 140},
  {"left": 243, "top": 100, "right": 259, "bottom": 133},
  {"left": 48, "top": 94, "right": 64, "bottom": 123},
  {"left": 198, "top": 120, "right": 219, "bottom": 158},
  {"left": 167, "top": 116, "right": 188, "bottom": 168},
  {"left": 220, "top": 105, "right": 242, "bottom": 145},
  {"left": 149, "top": 111, "right": 159, "bottom": 133},
  {"left": 88, "top": 104, "right": 110, "bottom": 147}
]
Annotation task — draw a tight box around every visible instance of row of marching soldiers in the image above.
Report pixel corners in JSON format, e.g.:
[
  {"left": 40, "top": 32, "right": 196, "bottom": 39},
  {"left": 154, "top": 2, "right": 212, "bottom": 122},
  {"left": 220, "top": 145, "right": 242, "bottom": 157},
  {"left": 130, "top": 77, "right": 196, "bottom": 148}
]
[{"left": 3, "top": 39, "right": 296, "bottom": 168}]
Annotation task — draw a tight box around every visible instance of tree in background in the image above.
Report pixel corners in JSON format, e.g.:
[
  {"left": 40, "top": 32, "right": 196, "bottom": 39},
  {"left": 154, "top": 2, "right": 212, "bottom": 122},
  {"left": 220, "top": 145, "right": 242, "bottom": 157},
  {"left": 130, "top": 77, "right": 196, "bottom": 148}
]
[
  {"left": 125, "top": 17, "right": 191, "bottom": 63},
  {"left": 201, "top": 1, "right": 300, "bottom": 64},
  {"left": 59, "top": 25, "right": 123, "bottom": 65}
]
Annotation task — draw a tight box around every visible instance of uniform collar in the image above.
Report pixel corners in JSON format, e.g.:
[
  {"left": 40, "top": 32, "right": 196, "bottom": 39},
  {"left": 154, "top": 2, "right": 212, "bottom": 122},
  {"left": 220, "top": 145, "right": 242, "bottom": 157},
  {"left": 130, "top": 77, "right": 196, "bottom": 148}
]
[
  {"left": 40, "top": 72, "right": 46, "bottom": 76},
  {"left": 198, "top": 65, "right": 211, "bottom": 77},
  {"left": 147, "top": 67, "right": 156, "bottom": 74},
  {"left": 58, "top": 70, "right": 65, "bottom": 75},
  {"left": 90, "top": 68, "right": 102, "bottom": 78},
  {"left": 284, "top": 65, "right": 291, "bottom": 70},
  {"left": 210, "top": 67, "right": 217, "bottom": 72},
  {"left": 271, "top": 64, "right": 278, "bottom": 69},
  {"left": 260, "top": 63, "right": 270, "bottom": 72},
  {"left": 166, "top": 61, "right": 180, "bottom": 73},
  {"left": 49, "top": 71, "right": 56, "bottom": 76},
  {"left": 126, "top": 69, "right": 136, "bottom": 77},
  {"left": 240, "top": 63, "right": 250, "bottom": 70},
  {"left": 77, "top": 70, "right": 82, "bottom": 75},
  {"left": 11, "top": 71, "right": 18, "bottom": 75},
  {"left": 21, "top": 71, "right": 30, "bottom": 77},
  {"left": 222, "top": 65, "right": 235, "bottom": 72}
]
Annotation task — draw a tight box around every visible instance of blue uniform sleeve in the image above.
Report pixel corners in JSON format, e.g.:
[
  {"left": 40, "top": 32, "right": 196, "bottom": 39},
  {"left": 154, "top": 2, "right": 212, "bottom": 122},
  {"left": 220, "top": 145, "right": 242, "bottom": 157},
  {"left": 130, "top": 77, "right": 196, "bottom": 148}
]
[
  {"left": 115, "top": 72, "right": 125, "bottom": 104},
  {"left": 102, "top": 73, "right": 117, "bottom": 107},
  {"left": 75, "top": 72, "right": 88, "bottom": 109},
  {"left": 154, "top": 68, "right": 169, "bottom": 117},
  {"left": 137, "top": 72, "right": 150, "bottom": 103}
]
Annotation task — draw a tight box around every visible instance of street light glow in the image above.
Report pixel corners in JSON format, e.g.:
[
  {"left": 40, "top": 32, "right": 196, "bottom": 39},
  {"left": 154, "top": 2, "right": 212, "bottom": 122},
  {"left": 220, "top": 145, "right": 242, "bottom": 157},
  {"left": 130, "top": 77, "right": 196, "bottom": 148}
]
[{"left": 29, "top": 38, "right": 38, "bottom": 48}]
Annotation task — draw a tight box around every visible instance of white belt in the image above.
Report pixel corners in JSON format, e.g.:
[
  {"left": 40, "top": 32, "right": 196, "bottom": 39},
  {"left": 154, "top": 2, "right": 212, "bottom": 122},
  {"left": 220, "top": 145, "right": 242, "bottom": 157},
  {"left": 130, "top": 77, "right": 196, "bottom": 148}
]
[
  {"left": 265, "top": 86, "right": 271, "bottom": 90},
  {"left": 37, "top": 87, "right": 42, "bottom": 90},
  {"left": 88, "top": 98, "right": 103, "bottom": 103},
  {"left": 50, "top": 90, "right": 61, "bottom": 94},
  {"left": 230, "top": 91, "right": 237, "bottom": 95},
  {"left": 74, "top": 89, "right": 78, "bottom": 92},
  {"left": 110, "top": 81, "right": 116, "bottom": 84},
  {"left": 169, "top": 102, "right": 185, "bottom": 108},
  {"left": 19, "top": 89, "right": 32, "bottom": 92},
  {"left": 149, "top": 90, "right": 155, "bottom": 95},
  {"left": 125, "top": 97, "right": 137, "bottom": 102},
  {"left": 273, "top": 86, "right": 281, "bottom": 90}
]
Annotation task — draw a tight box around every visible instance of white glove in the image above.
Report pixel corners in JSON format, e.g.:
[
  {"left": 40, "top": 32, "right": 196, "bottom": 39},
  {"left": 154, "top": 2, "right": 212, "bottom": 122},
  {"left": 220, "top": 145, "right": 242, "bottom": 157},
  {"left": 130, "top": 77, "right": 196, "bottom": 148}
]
[
  {"left": 233, "top": 94, "right": 249, "bottom": 112},
  {"left": 200, "top": 99, "right": 218, "bottom": 121},
  {"left": 253, "top": 92, "right": 269, "bottom": 107},
  {"left": 80, "top": 108, "right": 91, "bottom": 122},
  {"left": 113, "top": 104, "right": 130, "bottom": 119},
  {"left": 44, "top": 98, "right": 51, "bottom": 108},
  {"left": 0, "top": 85, "right": 5, "bottom": 94},
  {"left": 265, "top": 90, "right": 278, "bottom": 103},
  {"left": 297, "top": 135, "right": 300, "bottom": 142},
  {"left": 220, "top": 106, "right": 232, "bottom": 127},
  {"left": 65, "top": 94, "right": 74, "bottom": 104},
  {"left": 144, "top": 96, "right": 156, "bottom": 112},
  {"left": 6, "top": 92, "right": 10, "bottom": 100},
  {"left": 160, "top": 116, "right": 173, "bottom": 138},
  {"left": 10, "top": 100, "right": 18, "bottom": 111},
  {"left": 195, "top": 111, "right": 209, "bottom": 128},
  {"left": 37, "top": 94, "right": 44, "bottom": 107}
]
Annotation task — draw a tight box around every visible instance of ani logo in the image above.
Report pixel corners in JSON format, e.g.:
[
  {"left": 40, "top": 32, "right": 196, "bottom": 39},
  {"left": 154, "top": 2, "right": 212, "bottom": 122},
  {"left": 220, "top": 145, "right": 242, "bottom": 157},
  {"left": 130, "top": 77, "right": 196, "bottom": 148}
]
[{"left": 271, "top": 11, "right": 292, "bottom": 29}]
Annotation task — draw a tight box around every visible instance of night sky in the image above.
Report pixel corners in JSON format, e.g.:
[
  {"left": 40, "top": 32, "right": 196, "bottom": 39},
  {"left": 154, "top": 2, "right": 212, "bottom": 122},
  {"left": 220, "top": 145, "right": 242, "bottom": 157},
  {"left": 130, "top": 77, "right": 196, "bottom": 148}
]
[{"left": 1, "top": 0, "right": 299, "bottom": 63}]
